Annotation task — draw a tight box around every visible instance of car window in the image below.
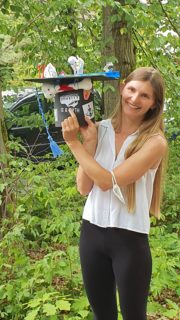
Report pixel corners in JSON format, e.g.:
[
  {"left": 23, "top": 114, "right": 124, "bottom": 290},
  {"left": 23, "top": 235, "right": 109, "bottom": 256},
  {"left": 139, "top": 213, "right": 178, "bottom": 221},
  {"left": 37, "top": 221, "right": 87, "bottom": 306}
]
[
  {"left": 13, "top": 97, "right": 54, "bottom": 116},
  {"left": 13, "top": 100, "right": 38, "bottom": 116}
]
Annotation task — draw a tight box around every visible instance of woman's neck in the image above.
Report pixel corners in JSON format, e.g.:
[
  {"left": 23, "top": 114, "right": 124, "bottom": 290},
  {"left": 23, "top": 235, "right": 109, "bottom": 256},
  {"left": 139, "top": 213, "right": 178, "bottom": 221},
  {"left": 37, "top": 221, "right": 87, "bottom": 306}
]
[{"left": 116, "top": 116, "right": 141, "bottom": 136}]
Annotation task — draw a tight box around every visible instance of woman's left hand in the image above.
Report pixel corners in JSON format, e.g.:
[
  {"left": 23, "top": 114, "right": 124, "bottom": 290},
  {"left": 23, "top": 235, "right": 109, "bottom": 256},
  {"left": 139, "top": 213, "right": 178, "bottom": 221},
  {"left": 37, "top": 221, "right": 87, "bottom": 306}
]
[{"left": 61, "top": 109, "right": 80, "bottom": 143}]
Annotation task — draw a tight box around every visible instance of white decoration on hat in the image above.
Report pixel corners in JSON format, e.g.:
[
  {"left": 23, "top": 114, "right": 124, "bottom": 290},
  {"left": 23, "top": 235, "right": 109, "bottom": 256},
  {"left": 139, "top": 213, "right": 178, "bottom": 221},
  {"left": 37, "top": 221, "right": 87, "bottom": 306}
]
[
  {"left": 44, "top": 63, "right": 57, "bottom": 78},
  {"left": 68, "top": 56, "right": 84, "bottom": 74}
]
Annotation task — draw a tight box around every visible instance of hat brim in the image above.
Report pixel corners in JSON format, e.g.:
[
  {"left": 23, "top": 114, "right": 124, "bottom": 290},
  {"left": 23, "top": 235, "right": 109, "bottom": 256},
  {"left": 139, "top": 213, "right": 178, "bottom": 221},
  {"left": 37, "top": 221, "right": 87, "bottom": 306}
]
[{"left": 24, "top": 72, "right": 120, "bottom": 85}]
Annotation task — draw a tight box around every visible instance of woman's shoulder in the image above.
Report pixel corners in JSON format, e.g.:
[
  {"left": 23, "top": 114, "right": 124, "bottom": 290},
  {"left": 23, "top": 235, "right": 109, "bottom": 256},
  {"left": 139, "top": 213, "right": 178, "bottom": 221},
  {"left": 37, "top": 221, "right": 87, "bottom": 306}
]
[
  {"left": 95, "top": 119, "right": 112, "bottom": 141},
  {"left": 148, "top": 131, "right": 167, "bottom": 144},
  {"left": 96, "top": 118, "right": 111, "bottom": 128},
  {"left": 144, "top": 132, "right": 168, "bottom": 155}
]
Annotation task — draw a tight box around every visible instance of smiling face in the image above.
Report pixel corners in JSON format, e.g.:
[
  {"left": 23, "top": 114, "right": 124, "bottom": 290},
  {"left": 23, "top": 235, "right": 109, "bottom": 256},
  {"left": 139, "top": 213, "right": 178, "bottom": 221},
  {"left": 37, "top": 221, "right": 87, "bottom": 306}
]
[{"left": 121, "top": 80, "right": 155, "bottom": 122}]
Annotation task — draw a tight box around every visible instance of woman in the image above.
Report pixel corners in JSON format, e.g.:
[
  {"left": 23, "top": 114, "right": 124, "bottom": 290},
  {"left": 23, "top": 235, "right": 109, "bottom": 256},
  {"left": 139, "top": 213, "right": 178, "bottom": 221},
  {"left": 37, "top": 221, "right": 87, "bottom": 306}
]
[{"left": 61, "top": 67, "right": 168, "bottom": 320}]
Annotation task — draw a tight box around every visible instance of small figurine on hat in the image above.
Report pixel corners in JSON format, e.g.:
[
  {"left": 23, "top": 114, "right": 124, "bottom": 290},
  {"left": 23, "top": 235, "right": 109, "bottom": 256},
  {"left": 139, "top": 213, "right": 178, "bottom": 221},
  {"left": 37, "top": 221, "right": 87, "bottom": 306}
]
[
  {"left": 68, "top": 56, "right": 84, "bottom": 74},
  {"left": 104, "top": 62, "right": 114, "bottom": 72},
  {"left": 44, "top": 63, "right": 58, "bottom": 78}
]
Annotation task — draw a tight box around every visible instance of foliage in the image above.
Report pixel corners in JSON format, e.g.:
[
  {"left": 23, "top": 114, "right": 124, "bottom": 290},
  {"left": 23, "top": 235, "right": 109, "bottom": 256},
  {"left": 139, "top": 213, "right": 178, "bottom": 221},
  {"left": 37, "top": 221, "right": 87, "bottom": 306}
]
[
  {"left": 0, "top": 0, "right": 103, "bottom": 88},
  {"left": 147, "top": 137, "right": 180, "bottom": 319},
  {"left": 130, "top": 0, "right": 180, "bottom": 137},
  {"left": 1, "top": 0, "right": 179, "bottom": 127},
  {"left": 0, "top": 138, "right": 179, "bottom": 319},
  {"left": 162, "top": 137, "right": 180, "bottom": 227},
  {"left": 0, "top": 1, "right": 179, "bottom": 319},
  {"left": 0, "top": 146, "right": 92, "bottom": 319}
]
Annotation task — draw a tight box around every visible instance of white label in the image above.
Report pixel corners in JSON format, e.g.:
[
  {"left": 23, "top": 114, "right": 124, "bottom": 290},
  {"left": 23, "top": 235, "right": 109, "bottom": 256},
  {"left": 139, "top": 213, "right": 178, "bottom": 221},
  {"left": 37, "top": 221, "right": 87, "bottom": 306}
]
[
  {"left": 82, "top": 101, "right": 94, "bottom": 119},
  {"left": 60, "top": 94, "right": 79, "bottom": 108}
]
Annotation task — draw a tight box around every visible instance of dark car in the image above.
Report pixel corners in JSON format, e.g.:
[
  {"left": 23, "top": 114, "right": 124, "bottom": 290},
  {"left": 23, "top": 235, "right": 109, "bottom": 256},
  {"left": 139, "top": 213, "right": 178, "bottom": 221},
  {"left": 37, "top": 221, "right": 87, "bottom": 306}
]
[
  {"left": 4, "top": 89, "right": 103, "bottom": 160},
  {"left": 5, "top": 91, "right": 64, "bottom": 159}
]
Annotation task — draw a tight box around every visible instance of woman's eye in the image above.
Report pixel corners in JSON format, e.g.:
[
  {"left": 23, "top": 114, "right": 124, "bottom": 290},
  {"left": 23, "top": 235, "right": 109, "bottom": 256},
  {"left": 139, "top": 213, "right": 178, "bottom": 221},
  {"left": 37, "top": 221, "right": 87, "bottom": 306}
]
[
  {"left": 142, "top": 94, "right": 149, "bottom": 98},
  {"left": 128, "top": 87, "right": 135, "bottom": 92}
]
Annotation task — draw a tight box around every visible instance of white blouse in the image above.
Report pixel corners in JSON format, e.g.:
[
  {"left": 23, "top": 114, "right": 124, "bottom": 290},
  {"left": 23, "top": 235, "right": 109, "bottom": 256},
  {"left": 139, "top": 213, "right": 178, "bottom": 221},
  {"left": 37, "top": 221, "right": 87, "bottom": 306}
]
[{"left": 82, "top": 119, "right": 157, "bottom": 234}]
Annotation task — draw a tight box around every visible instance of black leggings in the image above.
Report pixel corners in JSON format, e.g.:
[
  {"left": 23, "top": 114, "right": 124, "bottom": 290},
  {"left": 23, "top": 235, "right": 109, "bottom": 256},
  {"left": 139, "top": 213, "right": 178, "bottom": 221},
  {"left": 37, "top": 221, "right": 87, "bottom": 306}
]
[{"left": 79, "top": 220, "right": 152, "bottom": 320}]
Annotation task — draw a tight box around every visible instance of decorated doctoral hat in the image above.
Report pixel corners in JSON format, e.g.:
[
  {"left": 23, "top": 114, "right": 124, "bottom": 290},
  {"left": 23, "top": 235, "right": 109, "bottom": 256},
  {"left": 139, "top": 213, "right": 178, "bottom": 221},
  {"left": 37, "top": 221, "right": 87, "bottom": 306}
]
[
  {"left": 24, "top": 57, "right": 120, "bottom": 157},
  {"left": 25, "top": 57, "right": 121, "bottom": 128}
]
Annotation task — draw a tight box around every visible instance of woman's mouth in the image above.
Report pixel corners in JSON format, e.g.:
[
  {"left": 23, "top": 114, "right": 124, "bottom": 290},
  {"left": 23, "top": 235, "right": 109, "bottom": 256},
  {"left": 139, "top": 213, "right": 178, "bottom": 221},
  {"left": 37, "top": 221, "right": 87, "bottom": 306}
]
[{"left": 128, "top": 103, "right": 140, "bottom": 110}]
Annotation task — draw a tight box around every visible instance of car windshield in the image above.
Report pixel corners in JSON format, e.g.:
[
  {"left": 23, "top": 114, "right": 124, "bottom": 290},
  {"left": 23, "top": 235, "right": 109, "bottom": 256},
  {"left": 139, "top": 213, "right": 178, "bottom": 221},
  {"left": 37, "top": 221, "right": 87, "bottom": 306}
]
[{"left": 2, "top": 91, "right": 18, "bottom": 109}]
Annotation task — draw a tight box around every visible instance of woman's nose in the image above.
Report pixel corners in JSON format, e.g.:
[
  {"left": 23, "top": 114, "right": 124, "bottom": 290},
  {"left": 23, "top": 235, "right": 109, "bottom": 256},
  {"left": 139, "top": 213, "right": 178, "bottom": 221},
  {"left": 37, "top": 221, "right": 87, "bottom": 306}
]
[{"left": 131, "top": 92, "right": 140, "bottom": 104}]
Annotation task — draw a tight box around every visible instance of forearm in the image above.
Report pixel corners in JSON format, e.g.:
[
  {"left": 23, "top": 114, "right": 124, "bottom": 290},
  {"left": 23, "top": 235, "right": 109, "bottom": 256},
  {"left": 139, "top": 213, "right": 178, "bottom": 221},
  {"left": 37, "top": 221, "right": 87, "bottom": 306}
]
[
  {"left": 76, "top": 166, "right": 94, "bottom": 195},
  {"left": 82, "top": 139, "right": 97, "bottom": 155},
  {"left": 68, "top": 140, "right": 112, "bottom": 191},
  {"left": 76, "top": 140, "right": 97, "bottom": 195}
]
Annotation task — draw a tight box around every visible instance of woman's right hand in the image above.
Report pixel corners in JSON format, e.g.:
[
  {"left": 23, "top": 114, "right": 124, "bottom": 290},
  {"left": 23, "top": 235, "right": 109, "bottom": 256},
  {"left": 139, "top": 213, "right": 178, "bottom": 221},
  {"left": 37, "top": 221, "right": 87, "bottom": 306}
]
[{"left": 80, "top": 116, "right": 98, "bottom": 144}]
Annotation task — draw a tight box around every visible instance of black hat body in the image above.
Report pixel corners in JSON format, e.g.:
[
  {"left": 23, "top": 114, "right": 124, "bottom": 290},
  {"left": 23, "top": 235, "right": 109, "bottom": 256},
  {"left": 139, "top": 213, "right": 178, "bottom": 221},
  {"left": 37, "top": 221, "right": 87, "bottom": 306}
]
[{"left": 54, "top": 89, "right": 94, "bottom": 127}]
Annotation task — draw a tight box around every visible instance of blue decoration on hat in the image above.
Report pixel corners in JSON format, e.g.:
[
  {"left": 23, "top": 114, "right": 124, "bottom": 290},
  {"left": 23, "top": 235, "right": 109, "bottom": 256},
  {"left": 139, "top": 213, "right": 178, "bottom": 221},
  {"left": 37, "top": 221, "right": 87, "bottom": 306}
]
[{"left": 35, "top": 89, "right": 63, "bottom": 158}]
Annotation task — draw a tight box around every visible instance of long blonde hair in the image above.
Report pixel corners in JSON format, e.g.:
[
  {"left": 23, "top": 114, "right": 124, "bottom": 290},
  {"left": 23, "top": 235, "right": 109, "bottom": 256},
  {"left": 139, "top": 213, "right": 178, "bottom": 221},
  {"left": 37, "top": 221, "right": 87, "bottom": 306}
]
[{"left": 111, "top": 67, "right": 168, "bottom": 218}]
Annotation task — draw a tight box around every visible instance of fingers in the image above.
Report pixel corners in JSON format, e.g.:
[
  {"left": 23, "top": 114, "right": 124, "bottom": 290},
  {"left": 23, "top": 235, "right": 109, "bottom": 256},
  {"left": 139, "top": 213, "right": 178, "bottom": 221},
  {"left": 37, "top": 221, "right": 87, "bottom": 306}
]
[
  {"left": 61, "top": 109, "right": 79, "bottom": 132},
  {"left": 85, "top": 115, "right": 94, "bottom": 126},
  {"left": 61, "top": 109, "right": 94, "bottom": 132},
  {"left": 69, "top": 108, "right": 79, "bottom": 127}
]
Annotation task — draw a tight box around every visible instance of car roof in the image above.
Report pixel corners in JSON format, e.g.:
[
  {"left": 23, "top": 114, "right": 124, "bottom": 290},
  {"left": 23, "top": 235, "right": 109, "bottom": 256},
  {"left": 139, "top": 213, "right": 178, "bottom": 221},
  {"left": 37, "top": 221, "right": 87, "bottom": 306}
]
[{"left": 9, "top": 91, "right": 44, "bottom": 111}]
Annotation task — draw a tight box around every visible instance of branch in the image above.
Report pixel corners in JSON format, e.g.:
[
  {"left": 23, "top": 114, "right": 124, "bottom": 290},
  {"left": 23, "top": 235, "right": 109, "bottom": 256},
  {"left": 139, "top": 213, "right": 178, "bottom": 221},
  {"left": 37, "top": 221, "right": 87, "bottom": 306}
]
[
  {"left": 158, "top": 0, "right": 180, "bottom": 37},
  {"left": 133, "top": 28, "right": 179, "bottom": 96},
  {"left": 132, "top": 28, "right": 157, "bottom": 68},
  {"left": 81, "top": 13, "right": 100, "bottom": 43},
  {"left": 4, "top": 12, "right": 44, "bottom": 51}
]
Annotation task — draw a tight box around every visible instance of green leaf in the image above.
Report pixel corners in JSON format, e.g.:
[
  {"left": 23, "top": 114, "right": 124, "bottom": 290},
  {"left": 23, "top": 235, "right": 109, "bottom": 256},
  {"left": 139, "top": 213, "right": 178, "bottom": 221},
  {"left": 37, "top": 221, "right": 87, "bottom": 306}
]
[
  {"left": 78, "top": 310, "right": 89, "bottom": 318},
  {"left": 0, "top": 184, "right": 5, "bottom": 192},
  {"left": 42, "top": 292, "right": 54, "bottom": 302},
  {"left": 166, "top": 298, "right": 179, "bottom": 310},
  {"left": 28, "top": 299, "right": 41, "bottom": 308},
  {"left": 163, "top": 308, "right": 178, "bottom": 318},
  {"left": 25, "top": 308, "right": 40, "bottom": 320},
  {"left": 43, "top": 303, "right": 57, "bottom": 316},
  {"left": 56, "top": 300, "right": 71, "bottom": 311},
  {"left": 72, "top": 296, "right": 89, "bottom": 311}
]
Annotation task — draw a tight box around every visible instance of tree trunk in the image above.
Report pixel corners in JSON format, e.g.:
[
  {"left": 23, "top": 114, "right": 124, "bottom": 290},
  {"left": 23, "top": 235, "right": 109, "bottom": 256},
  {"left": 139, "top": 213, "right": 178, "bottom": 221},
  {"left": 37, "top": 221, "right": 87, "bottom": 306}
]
[
  {"left": 0, "top": 79, "right": 9, "bottom": 219},
  {"left": 0, "top": 81, "right": 8, "bottom": 155},
  {"left": 102, "top": 1, "right": 136, "bottom": 117}
]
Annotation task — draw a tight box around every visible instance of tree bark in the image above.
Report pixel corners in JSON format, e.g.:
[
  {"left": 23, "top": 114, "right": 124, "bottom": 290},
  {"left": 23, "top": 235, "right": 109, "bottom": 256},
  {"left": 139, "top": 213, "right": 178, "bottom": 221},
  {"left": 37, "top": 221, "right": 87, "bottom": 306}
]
[
  {"left": 102, "top": 1, "right": 136, "bottom": 117},
  {"left": 0, "top": 80, "right": 8, "bottom": 155},
  {"left": 0, "top": 79, "right": 9, "bottom": 219},
  {"left": 0, "top": 81, "right": 8, "bottom": 155}
]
